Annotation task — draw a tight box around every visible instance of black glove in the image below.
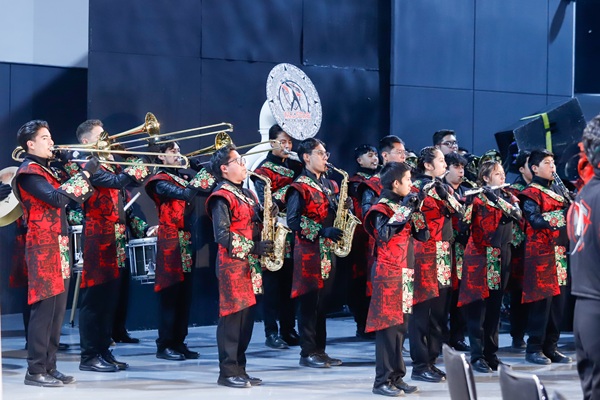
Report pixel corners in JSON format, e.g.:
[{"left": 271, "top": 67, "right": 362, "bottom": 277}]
[
  {"left": 343, "top": 197, "right": 353, "bottom": 210},
  {"left": 147, "top": 138, "right": 160, "bottom": 154},
  {"left": 320, "top": 227, "right": 344, "bottom": 241},
  {"left": 83, "top": 157, "right": 101, "bottom": 175},
  {"left": 482, "top": 187, "right": 498, "bottom": 203},
  {"left": 0, "top": 183, "right": 11, "bottom": 202},
  {"left": 53, "top": 149, "right": 74, "bottom": 163},
  {"left": 269, "top": 203, "right": 279, "bottom": 218},
  {"left": 462, "top": 194, "right": 476, "bottom": 205},
  {"left": 402, "top": 192, "right": 420, "bottom": 208},
  {"left": 252, "top": 240, "right": 274, "bottom": 256},
  {"left": 189, "top": 158, "right": 203, "bottom": 172},
  {"left": 434, "top": 181, "right": 449, "bottom": 200}
]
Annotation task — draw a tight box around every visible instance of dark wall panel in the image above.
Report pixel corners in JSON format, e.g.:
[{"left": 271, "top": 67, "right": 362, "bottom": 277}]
[
  {"left": 390, "top": 86, "right": 473, "bottom": 153},
  {"left": 475, "top": 0, "right": 548, "bottom": 94},
  {"left": 88, "top": 52, "right": 203, "bottom": 137},
  {"left": 392, "top": 0, "right": 475, "bottom": 89},
  {"left": 575, "top": 94, "right": 600, "bottom": 122},
  {"left": 575, "top": 0, "right": 600, "bottom": 93},
  {"left": 547, "top": 0, "right": 574, "bottom": 96},
  {"left": 303, "top": 0, "right": 378, "bottom": 69},
  {"left": 202, "top": 0, "right": 302, "bottom": 63},
  {"left": 89, "top": 0, "right": 202, "bottom": 57},
  {"left": 306, "top": 66, "right": 380, "bottom": 172},
  {"left": 473, "top": 91, "right": 547, "bottom": 155}
]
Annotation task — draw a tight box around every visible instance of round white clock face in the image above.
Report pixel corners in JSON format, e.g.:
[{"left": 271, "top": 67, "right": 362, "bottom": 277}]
[{"left": 266, "top": 63, "right": 322, "bottom": 140}]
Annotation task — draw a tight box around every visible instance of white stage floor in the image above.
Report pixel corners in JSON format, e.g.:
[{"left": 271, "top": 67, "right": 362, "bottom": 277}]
[{"left": 1, "top": 313, "right": 582, "bottom": 399}]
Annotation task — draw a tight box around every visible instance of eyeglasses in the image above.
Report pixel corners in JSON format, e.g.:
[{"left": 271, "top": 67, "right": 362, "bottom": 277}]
[
  {"left": 312, "top": 150, "right": 330, "bottom": 159},
  {"left": 441, "top": 140, "right": 459, "bottom": 147},
  {"left": 389, "top": 149, "right": 408, "bottom": 156},
  {"left": 227, "top": 156, "right": 247, "bottom": 166}
]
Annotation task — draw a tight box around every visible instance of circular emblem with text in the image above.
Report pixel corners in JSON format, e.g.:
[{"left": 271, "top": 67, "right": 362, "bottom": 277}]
[{"left": 266, "top": 63, "right": 322, "bottom": 140}]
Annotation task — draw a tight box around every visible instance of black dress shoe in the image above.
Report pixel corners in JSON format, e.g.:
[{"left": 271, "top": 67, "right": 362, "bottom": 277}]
[
  {"left": 431, "top": 365, "right": 446, "bottom": 379},
  {"left": 411, "top": 369, "right": 443, "bottom": 383},
  {"left": 451, "top": 340, "right": 471, "bottom": 352},
  {"left": 102, "top": 350, "right": 129, "bottom": 370},
  {"left": 281, "top": 330, "right": 300, "bottom": 346},
  {"left": 58, "top": 343, "right": 70, "bottom": 351},
  {"left": 217, "top": 375, "right": 251, "bottom": 388},
  {"left": 299, "top": 354, "right": 330, "bottom": 368},
  {"left": 24, "top": 371, "right": 63, "bottom": 387},
  {"left": 471, "top": 358, "right": 492, "bottom": 373},
  {"left": 392, "top": 378, "right": 419, "bottom": 394},
  {"left": 372, "top": 383, "right": 403, "bottom": 397},
  {"left": 113, "top": 333, "right": 140, "bottom": 344},
  {"left": 156, "top": 347, "right": 185, "bottom": 361},
  {"left": 243, "top": 374, "right": 263, "bottom": 386},
  {"left": 525, "top": 351, "right": 552, "bottom": 365},
  {"left": 174, "top": 343, "right": 200, "bottom": 359},
  {"left": 512, "top": 338, "right": 526, "bottom": 350},
  {"left": 319, "top": 352, "right": 342, "bottom": 366},
  {"left": 265, "top": 333, "right": 289, "bottom": 349},
  {"left": 485, "top": 356, "right": 509, "bottom": 371},
  {"left": 47, "top": 369, "right": 76, "bottom": 384},
  {"left": 79, "top": 355, "right": 119, "bottom": 372},
  {"left": 545, "top": 350, "right": 573, "bottom": 364}
]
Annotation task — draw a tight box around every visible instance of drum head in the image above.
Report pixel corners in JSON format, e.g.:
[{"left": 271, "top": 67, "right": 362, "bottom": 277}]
[
  {"left": 0, "top": 166, "right": 23, "bottom": 227},
  {"left": 266, "top": 63, "right": 322, "bottom": 140}
]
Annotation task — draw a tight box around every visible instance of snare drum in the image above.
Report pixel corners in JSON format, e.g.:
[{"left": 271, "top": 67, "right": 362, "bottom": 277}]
[
  {"left": 127, "top": 237, "right": 157, "bottom": 284},
  {"left": 68, "top": 225, "right": 83, "bottom": 273}
]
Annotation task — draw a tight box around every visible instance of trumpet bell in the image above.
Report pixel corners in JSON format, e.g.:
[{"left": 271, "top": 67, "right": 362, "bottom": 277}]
[{"left": 0, "top": 166, "right": 23, "bottom": 227}]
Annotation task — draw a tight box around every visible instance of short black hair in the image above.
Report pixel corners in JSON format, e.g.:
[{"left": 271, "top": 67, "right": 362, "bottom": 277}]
[
  {"left": 528, "top": 149, "right": 554, "bottom": 172},
  {"left": 515, "top": 150, "right": 531, "bottom": 170},
  {"left": 582, "top": 114, "right": 600, "bottom": 172},
  {"left": 354, "top": 144, "right": 377, "bottom": 161},
  {"left": 444, "top": 152, "right": 467, "bottom": 167},
  {"left": 378, "top": 135, "right": 404, "bottom": 154},
  {"left": 268, "top": 124, "right": 285, "bottom": 141},
  {"left": 157, "top": 137, "right": 178, "bottom": 154},
  {"left": 76, "top": 119, "right": 103, "bottom": 143},
  {"left": 297, "top": 137, "right": 325, "bottom": 166},
  {"left": 209, "top": 144, "right": 236, "bottom": 180},
  {"left": 433, "top": 129, "right": 455, "bottom": 146},
  {"left": 380, "top": 161, "right": 411, "bottom": 190},
  {"left": 17, "top": 120, "right": 50, "bottom": 151}
]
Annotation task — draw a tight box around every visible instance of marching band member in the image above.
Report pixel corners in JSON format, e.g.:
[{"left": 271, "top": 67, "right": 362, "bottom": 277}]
[
  {"left": 506, "top": 150, "right": 532, "bottom": 350},
  {"left": 519, "top": 149, "right": 572, "bottom": 365},
  {"left": 13, "top": 120, "right": 97, "bottom": 387},
  {"left": 251, "top": 124, "right": 302, "bottom": 349},
  {"left": 409, "top": 146, "right": 463, "bottom": 383},
  {"left": 145, "top": 139, "right": 216, "bottom": 360},
  {"left": 433, "top": 129, "right": 459, "bottom": 155},
  {"left": 285, "top": 138, "right": 345, "bottom": 368},
  {"left": 458, "top": 160, "right": 521, "bottom": 373},
  {"left": 207, "top": 145, "right": 274, "bottom": 388},
  {"left": 347, "top": 144, "right": 379, "bottom": 339},
  {"left": 75, "top": 119, "right": 151, "bottom": 372},
  {"left": 442, "top": 152, "right": 472, "bottom": 352},
  {"left": 364, "top": 162, "right": 426, "bottom": 397}
]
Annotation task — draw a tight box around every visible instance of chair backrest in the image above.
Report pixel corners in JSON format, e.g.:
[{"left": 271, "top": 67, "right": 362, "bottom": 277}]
[
  {"left": 498, "top": 365, "right": 549, "bottom": 400},
  {"left": 442, "top": 344, "right": 477, "bottom": 400}
]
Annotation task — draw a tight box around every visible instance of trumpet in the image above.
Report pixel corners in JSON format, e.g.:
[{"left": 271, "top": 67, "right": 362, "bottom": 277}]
[{"left": 463, "top": 183, "right": 511, "bottom": 197}]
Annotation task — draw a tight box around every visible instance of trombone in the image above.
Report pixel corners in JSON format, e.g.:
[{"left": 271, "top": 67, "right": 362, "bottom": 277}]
[
  {"left": 184, "top": 132, "right": 282, "bottom": 159},
  {"left": 124, "top": 122, "right": 234, "bottom": 150}
]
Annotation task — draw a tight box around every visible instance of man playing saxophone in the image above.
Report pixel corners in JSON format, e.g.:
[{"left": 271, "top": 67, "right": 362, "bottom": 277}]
[
  {"left": 250, "top": 124, "right": 302, "bottom": 350},
  {"left": 285, "top": 137, "right": 350, "bottom": 368}
]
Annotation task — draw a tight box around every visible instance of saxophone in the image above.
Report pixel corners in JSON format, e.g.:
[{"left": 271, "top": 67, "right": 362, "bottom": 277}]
[
  {"left": 248, "top": 171, "right": 290, "bottom": 271},
  {"left": 326, "top": 163, "right": 361, "bottom": 258}
]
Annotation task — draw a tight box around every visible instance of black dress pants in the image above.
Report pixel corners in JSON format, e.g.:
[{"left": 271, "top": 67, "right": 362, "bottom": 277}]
[
  {"left": 409, "top": 287, "right": 450, "bottom": 372},
  {"left": 298, "top": 266, "right": 336, "bottom": 357},
  {"left": 79, "top": 278, "right": 119, "bottom": 361},
  {"left": 262, "top": 258, "right": 296, "bottom": 337},
  {"left": 574, "top": 297, "right": 600, "bottom": 400},
  {"left": 217, "top": 306, "right": 255, "bottom": 378},
  {"left": 464, "top": 289, "right": 503, "bottom": 363},
  {"left": 112, "top": 265, "right": 132, "bottom": 339},
  {"left": 27, "top": 278, "right": 69, "bottom": 374},
  {"left": 374, "top": 321, "right": 408, "bottom": 387},
  {"left": 348, "top": 274, "right": 370, "bottom": 334},
  {"left": 156, "top": 272, "right": 193, "bottom": 350},
  {"left": 526, "top": 287, "right": 567, "bottom": 354}
]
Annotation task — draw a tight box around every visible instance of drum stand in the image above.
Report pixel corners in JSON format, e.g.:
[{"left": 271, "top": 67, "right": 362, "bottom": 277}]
[{"left": 69, "top": 270, "right": 82, "bottom": 327}]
